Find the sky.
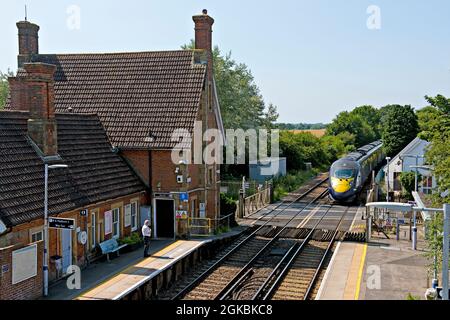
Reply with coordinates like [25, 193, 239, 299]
[1, 0, 449, 123]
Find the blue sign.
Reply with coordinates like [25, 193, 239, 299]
[180, 193, 189, 202]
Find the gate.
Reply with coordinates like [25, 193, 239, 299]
[188, 218, 212, 237]
[241, 186, 271, 218]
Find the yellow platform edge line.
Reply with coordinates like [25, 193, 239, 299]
[74, 240, 181, 300]
[354, 243, 368, 300]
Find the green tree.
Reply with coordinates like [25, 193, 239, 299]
[279, 131, 328, 171]
[381, 105, 419, 157]
[326, 110, 377, 147]
[0, 70, 13, 110]
[419, 95, 450, 205]
[399, 171, 421, 200]
[182, 41, 278, 129]
[352, 105, 382, 137]
[320, 132, 356, 164]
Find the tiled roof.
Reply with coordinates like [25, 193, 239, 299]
[28, 50, 207, 149]
[0, 111, 145, 227]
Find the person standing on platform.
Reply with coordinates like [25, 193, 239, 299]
[142, 220, 152, 258]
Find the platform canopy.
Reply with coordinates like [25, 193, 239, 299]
[366, 202, 414, 212]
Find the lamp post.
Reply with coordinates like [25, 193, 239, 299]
[43, 163, 69, 297]
[386, 157, 391, 202]
[366, 202, 449, 300]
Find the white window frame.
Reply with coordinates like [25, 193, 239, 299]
[131, 201, 138, 232]
[422, 176, 433, 195]
[91, 211, 97, 249]
[30, 230, 43, 243]
[112, 207, 120, 239]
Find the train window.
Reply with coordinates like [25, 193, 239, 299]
[331, 160, 357, 179]
[333, 169, 355, 179]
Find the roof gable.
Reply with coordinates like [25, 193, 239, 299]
[0, 111, 145, 227]
[28, 50, 207, 149]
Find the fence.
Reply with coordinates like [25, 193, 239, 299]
[188, 218, 212, 237]
[240, 185, 272, 218]
[221, 180, 262, 199]
[188, 212, 236, 237]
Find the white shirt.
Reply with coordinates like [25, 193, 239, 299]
[142, 225, 151, 237]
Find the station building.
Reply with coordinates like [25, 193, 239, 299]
[0, 62, 146, 299]
[384, 137, 437, 196]
[7, 11, 225, 239]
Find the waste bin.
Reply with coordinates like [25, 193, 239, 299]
[50, 255, 63, 278]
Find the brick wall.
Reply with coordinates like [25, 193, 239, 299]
[0, 192, 146, 282]
[0, 241, 43, 300]
[121, 150, 150, 187]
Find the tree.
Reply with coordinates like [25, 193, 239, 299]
[0, 70, 13, 110]
[399, 171, 421, 200]
[182, 41, 278, 129]
[279, 131, 329, 171]
[419, 95, 450, 205]
[326, 110, 377, 147]
[275, 123, 327, 130]
[352, 105, 382, 137]
[320, 132, 356, 164]
[381, 105, 419, 157]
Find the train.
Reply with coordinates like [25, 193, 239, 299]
[328, 140, 385, 203]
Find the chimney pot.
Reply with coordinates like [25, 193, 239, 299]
[17, 20, 40, 56]
[21, 62, 58, 156]
[193, 10, 214, 81]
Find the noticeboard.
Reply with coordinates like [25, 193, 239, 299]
[12, 244, 37, 285]
[48, 217, 75, 230]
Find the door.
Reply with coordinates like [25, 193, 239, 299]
[61, 229, 72, 274]
[140, 206, 151, 229]
[155, 199, 175, 238]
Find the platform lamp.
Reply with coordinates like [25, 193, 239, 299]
[43, 163, 69, 297]
[366, 202, 449, 300]
[385, 157, 391, 202]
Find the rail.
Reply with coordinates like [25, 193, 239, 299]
[171, 176, 329, 300]
[254, 206, 350, 300]
[216, 188, 329, 300]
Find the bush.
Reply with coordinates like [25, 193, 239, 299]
[399, 171, 421, 200]
[221, 192, 237, 215]
[118, 232, 142, 246]
[273, 170, 316, 201]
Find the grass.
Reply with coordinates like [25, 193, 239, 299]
[273, 170, 317, 201]
[214, 225, 231, 235]
[406, 293, 421, 300]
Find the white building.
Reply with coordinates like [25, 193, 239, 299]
[384, 137, 436, 195]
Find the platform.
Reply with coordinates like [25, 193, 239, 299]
[317, 224, 429, 300]
[77, 240, 207, 300]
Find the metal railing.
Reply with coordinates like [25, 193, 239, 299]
[188, 212, 236, 237]
[242, 187, 271, 217]
[188, 218, 212, 237]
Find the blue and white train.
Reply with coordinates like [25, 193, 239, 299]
[329, 140, 385, 203]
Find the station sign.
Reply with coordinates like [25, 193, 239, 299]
[48, 217, 75, 230]
[180, 193, 189, 202]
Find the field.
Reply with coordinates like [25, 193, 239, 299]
[288, 129, 327, 138]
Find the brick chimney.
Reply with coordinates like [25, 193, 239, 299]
[193, 9, 214, 81]
[17, 21, 40, 67]
[24, 63, 58, 156]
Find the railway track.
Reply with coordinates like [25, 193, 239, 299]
[251, 206, 350, 301]
[165, 176, 330, 300]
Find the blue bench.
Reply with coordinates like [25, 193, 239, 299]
[98, 239, 128, 262]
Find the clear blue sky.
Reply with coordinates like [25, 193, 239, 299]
[1, 0, 449, 123]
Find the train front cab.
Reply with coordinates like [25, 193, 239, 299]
[329, 160, 359, 203]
